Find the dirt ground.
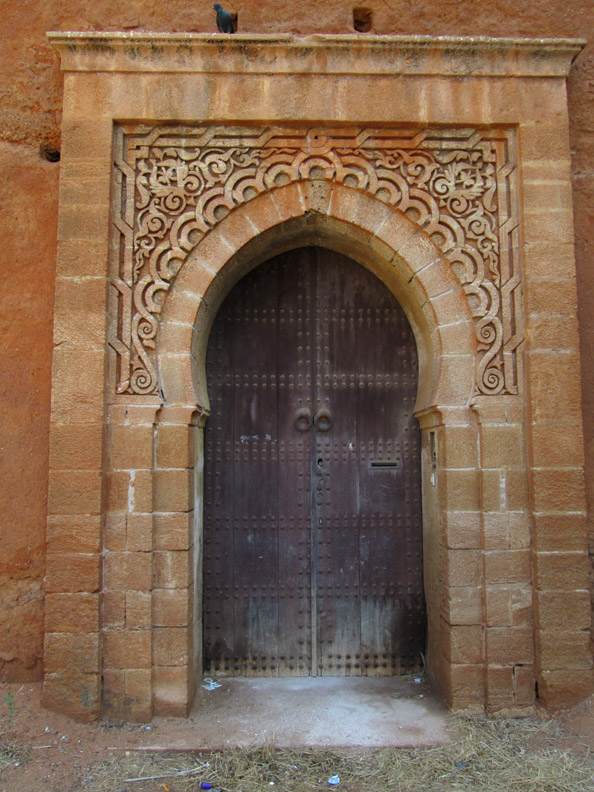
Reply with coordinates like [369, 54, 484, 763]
[1, 681, 594, 792]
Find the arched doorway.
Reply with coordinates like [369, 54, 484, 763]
[203, 246, 425, 677]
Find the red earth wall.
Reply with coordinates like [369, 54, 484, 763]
[1, 0, 593, 680]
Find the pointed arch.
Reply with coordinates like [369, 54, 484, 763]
[157, 181, 476, 413]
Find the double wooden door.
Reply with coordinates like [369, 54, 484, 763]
[203, 247, 425, 676]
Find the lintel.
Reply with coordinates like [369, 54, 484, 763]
[48, 32, 584, 77]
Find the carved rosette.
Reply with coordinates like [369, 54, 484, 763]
[110, 125, 521, 397]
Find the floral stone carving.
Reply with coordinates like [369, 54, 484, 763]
[110, 125, 521, 397]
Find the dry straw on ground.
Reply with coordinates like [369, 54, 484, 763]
[66, 715, 594, 792]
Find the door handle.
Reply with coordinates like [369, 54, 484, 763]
[313, 408, 332, 432]
[294, 407, 312, 432]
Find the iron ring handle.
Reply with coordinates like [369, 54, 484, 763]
[294, 408, 312, 432]
[313, 408, 333, 432]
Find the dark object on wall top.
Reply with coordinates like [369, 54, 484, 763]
[213, 3, 235, 33]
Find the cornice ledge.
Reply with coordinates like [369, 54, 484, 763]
[47, 32, 585, 77]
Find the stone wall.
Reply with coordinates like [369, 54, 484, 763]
[1, 1, 593, 705]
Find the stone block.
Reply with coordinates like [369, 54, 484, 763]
[156, 424, 194, 469]
[126, 591, 152, 629]
[440, 424, 478, 469]
[481, 470, 504, 512]
[132, 469, 154, 513]
[153, 588, 192, 627]
[538, 669, 594, 711]
[528, 314, 581, 353]
[442, 586, 483, 626]
[50, 348, 106, 424]
[49, 423, 103, 470]
[48, 470, 102, 515]
[513, 665, 536, 707]
[538, 631, 593, 671]
[531, 468, 586, 513]
[52, 276, 107, 350]
[484, 550, 531, 585]
[44, 632, 100, 675]
[298, 178, 334, 215]
[104, 551, 152, 593]
[439, 511, 482, 549]
[46, 515, 101, 555]
[485, 585, 533, 628]
[444, 624, 484, 664]
[506, 470, 530, 512]
[45, 593, 99, 634]
[438, 469, 481, 512]
[104, 513, 127, 552]
[440, 548, 482, 588]
[486, 666, 514, 711]
[530, 423, 585, 468]
[124, 668, 153, 721]
[486, 628, 534, 665]
[154, 627, 189, 666]
[449, 663, 485, 712]
[45, 553, 101, 593]
[56, 238, 107, 277]
[153, 665, 191, 717]
[239, 191, 281, 235]
[533, 513, 588, 553]
[269, 183, 306, 223]
[104, 630, 152, 670]
[154, 512, 194, 550]
[108, 424, 154, 470]
[483, 512, 531, 551]
[127, 513, 153, 552]
[153, 469, 193, 512]
[398, 230, 442, 275]
[480, 424, 524, 468]
[524, 280, 579, 319]
[154, 550, 193, 589]
[527, 352, 583, 423]
[42, 671, 101, 722]
[103, 471, 130, 513]
[522, 208, 575, 246]
[537, 591, 591, 632]
[103, 592, 126, 629]
[535, 552, 590, 591]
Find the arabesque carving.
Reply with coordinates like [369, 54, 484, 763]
[110, 125, 521, 397]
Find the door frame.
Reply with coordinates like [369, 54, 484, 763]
[160, 200, 476, 706]
[44, 33, 591, 722]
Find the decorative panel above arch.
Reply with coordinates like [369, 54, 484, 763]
[110, 124, 521, 398]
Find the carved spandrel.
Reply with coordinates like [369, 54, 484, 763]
[111, 125, 521, 398]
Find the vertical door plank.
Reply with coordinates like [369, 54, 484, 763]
[315, 251, 361, 677]
[231, 266, 280, 676]
[276, 251, 314, 675]
[203, 306, 235, 675]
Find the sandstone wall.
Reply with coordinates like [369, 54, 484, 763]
[1, 0, 593, 680]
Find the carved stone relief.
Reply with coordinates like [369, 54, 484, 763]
[110, 125, 521, 398]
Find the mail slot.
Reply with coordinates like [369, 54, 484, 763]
[369, 460, 402, 469]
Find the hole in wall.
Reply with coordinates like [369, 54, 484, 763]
[353, 7, 373, 32]
[40, 143, 60, 162]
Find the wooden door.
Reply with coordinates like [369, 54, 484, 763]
[203, 247, 425, 677]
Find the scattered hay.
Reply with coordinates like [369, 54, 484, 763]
[0, 735, 29, 775]
[74, 715, 594, 792]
